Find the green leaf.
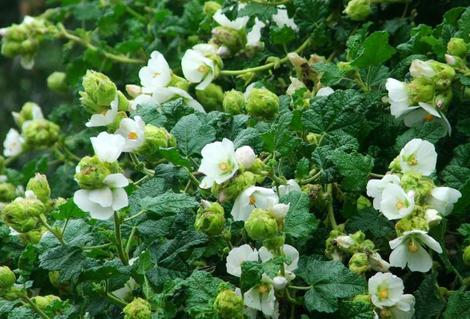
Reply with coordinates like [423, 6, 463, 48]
[351, 31, 396, 67]
[240, 261, 263, 292]
[171, 113, 216, 156]
[395, 121, 448, 151]
[444, 291, 470, 318]
[39, 246, 90, 281]
[158, 147, 192, 168]
[338, 301, 374, 319]
[330, 150, 374, 192]
[414, 273, 446, 319]
[128, 177, 168, 215]
[313, 63, 345, 86]
[347, 208, 394, 241]
[297, 259, 366, 313]
[281, 191, 318, 244]
[140, 191, 198, 216]
[441, 165, 470, 189]
[51, 198, 87, 220]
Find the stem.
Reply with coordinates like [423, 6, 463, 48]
[124, 209, 147, 222]
[39, 215, 65, 245]
[57, 24, 144, 64]
[114, 212, 129, 265]
[299, 170, 322, 185]
[184, 168, 200, 187]
[82, 243, 112, 250]
[220, 38, 311, 76]
[106, 292, 128, 307]
[125, 226, 137, 257]
[369, 172, 385, 178]
[288, 285, 312, 291]
[326, 184, 337, 228]
[24, 296, 51, 319]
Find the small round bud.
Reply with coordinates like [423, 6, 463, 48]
[0, 266, 16, 289]
[235, 146, 256, 169]
[447, 37, 467, 57]
[74, 156, 121, 189]
[337, 61, 353, 73]
[0, 183, 17, 202]
[169, 74, 190, 91]
[356, 195, 371, 211]
[223, 90, 245, 114]
[123, 297, 152, 319]
[195, 83, 224, 112]
[245, 88, 279, 119]
[272, 276, 288, 290]
[244, 208, 278, 241]
[12, 101, 43, 127]
[335, 235, 355, 250]
[194, 201, 225, 236]
[409, 60, 436, 79]
[204, 1, 222, 16]
[136, 125, 176, 162]
[48, 271, 60, 288]
[1, 285, 25, 300]
[367, 252, 390, 272]
[344, 0, 372, 21]
[348, 252, 369, 274]
[26, 173, 51, 203]
[19, 227, 46, 244]
[79, 70, 117, 114]
[213, 289, 244, 319]
[211, 26, 246, 54]
[425, 209, 442, 226]
[269, 203, 289, 221]
[31, 295, 61, 311]
[22, 119, 60, 147]
[213, 171, 257, 201]
[47, 72, 67, 92]
[2, 197, 45, 232]
[125, 85, 142, 98]
[463, 245, 470, 266]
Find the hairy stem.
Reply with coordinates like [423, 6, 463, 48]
[114, 212, 129, 265]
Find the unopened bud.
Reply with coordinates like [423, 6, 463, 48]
[22, 119, 60, 147]
[223, 90, 245, 114]
[463, 245, 470, 265]
[244, 208, 278, 241]
[344, 0, 372, 21]
[195, 83, 224, 112]
[349, 252, 369, 274]
[425, 208, 442, 226]
[125, 84, 142, 98]
[367, 252, 390, 272]
[47, 72, 67, 92]
[0, 266, 16, 289]
[270, 203, 289, 221]
[169, 74, 191, 91]
[31, 295, 61, 311]
[235, 146, 256, 169]
[123, 298, 152, 319]
[74, 156, 121, 189]
[245, 88, 279, 119]
[272, 276, 288, 290]
[79, 70, 117, 114]
[0, 183, 17, 202]
[447, 37, 467, 57]
[195, 201, 225, 236]
[26, 173, 50, 203]
[136, 125, 176, 162]
[211, 26, 246, 54]
[203, 1, 222, 17]
[214, 289, 244, 319]
[2, 196, 45, 232]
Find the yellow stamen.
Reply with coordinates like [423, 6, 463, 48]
[153, 71, 161, 77]
[218, 162, 231, 173]
[249, 194, 256, 206]
[128, 131, 138, 140]
[395, 200, 405, 210]
[407, 240, 419, 253]
[378, 287, 389, 300]
[258, 284, 269, 295]
[424, 114, 434, 122]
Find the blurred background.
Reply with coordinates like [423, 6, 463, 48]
[0, 0, 67, 143]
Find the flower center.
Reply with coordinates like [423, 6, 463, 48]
[128, 131, 138, 140]
[407, 239, 419, 253]
[197, 64, 209, 74]
[218, 161, 232, 173]
[424, 114, 434, 122]
[249, 194, 256, 206]
[395, 199, 408, 210]
[152, 71, 161, 78]
[405, 154, 418, 166]
[378, 287, 389, 300]
[257, 284, 269, 295]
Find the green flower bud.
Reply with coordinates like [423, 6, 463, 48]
[262, 234, 285, 251]
[135, 125, 176, 162]
[395, 209, 429, 236]
[0, 183, 17, 202]
[430, 61, 455, 90]
[2, 197, 45, 232]
[48, 271, 60, 288]
[169, 74, 190, 91]
[337, 61, 353, 73]
[19, 227, 46, 244]
[245, 88, 279, 119]
[215, 171, 257, 202]
[388, 157, 401, 173]
[407, 78, 435, 105]
[214, 289, 244, 319]
[463, 245, 470, 266]
[0, 266, 16, 289]
[447, 38, 467, 57]
[1, 41, 21, 57]
[196, 83, 224, 112]
[223, 90, 245, 114]
[344, 0, 372, 21]
[353, 294, 372, 304]
[400, 172, 434, 201]
[244, 208, 278, 241]
[116, 90, 130, 112]
[195, 201, 225, 236]
[1, 285, 25, 300]
[349, 252, 369, 274]
[204, 1, 222, 17]
[74, 155, 121, 189]
[47, 72, 67, 92]
[211, 26, 246, 54]
[356, 195, 371, 211]
[26, 173, 51, 203]
[12, 102, 42, 127]
[350, 230, 365, 243]
[31, 295, 61, 311]
[22, 119, 60, 147]
[123, 297, 152, 319]
[107, 111, 128, 132]
[79, 70, 117, 114]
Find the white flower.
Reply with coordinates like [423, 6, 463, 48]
[386, 78, 412, 118]
[335, 235, 355, 250]
[115, 116, 145, 152]
[226, 244, 259, 277]
[269, 203, 290, 221]
[389, 230, 442, 272]
[91, 132, 126, 163]
[231, 186, 278, 221]
[409, 60, 435, 79]
[368, 272, 405, 308]
[3, 129, 24, 157]
[73, 173, 129, 220]
[367, 174, 401, 210]
[181, 47, 217, 90]
[424, 208, 442, 226]
[380, 184, 414, 220]
[199, 138, 239, 189]
[244, 275, 278, 318]
[138, 51, 172, 91]
[272, 7, 298, 32]
[130, 93, 155, 110]
[246, 18, 265, 48]
[235, 145, 256, 168]
[272, 276, 288, 290]
[316, 87, 335, 97]
[402, 102, 448, 132]
[278, 179, 301, 197]
[445, 54, 457, 66]
[286, 77, 306, 96]
[12, 102, 43, 128]
[259, 244, 299, 272]
[152, 86, 205, 113]
[399, 138, 437, 176]
[390, 294, 415, 319]
[368, 252, 391, 272]
[427, 186, 462, 216]
[213, 9, 249, 30]
[85, 96, 119, 127]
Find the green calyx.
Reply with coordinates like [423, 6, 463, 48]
[463, 245, 470, 266]
[26, 173, 51, 203]
[245, 88, 280, 119]
[47, 72, 67, 92]
[123, 297, 152, 319]
[211, 26, 246, 54]
[244, 208, 279, 241]
[74, 155, 121, 189]
[0, 266, 16, 289]
[135, 125, 176, 162]
[349, 252, 369, 274]
[13, 102, 42, 127]
[79, 70, 117, 114]
[203, 1, 222, 17]
[213, 171, 257, 202]
[169, 74, 190, 91]
[31, 295, 61, 311]
[22, 119, 60, 147]
[196, 83, 224, 112]
[406, 78, 435, 105]
[195, 201, 225, 236]
[400, 172, 434, 201]
[214, 289, 244, 319]
[447, 37, 467, 58]
[223, 89, 245, 115]
[0, 183, 17, 203]
[344, 0, 372, 21]
[395, 207, 429, 235]
[2, 197, 46, 233]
